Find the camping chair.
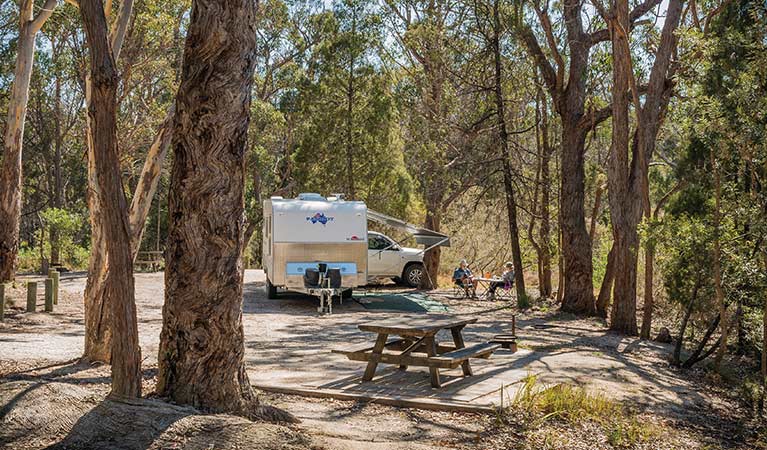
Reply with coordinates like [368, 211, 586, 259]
[453, 278, 476, 299]
[494, 282, 514, 300]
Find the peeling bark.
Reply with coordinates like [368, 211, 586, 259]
[157, 0, 261, 414]
[80, 0, 142, 399]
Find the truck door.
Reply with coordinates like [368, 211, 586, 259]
[368, 233, 401, 277]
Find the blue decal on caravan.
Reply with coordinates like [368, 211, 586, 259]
[286, 262, 357, 275]
[306, 212, 334, 225]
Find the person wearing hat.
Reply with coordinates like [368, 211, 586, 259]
[488, 262, 514, 300]
[452, 259, 476, 298]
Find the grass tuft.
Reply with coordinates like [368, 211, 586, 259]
[503, 375, 660, 448]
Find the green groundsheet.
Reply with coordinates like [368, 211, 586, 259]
[355, 292, 449, 312]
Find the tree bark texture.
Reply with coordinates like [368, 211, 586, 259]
[559, 120, 596, 315]
[537, 91, 553, 298]
[80, 0, 142, 399]
[420, 210, 441, 289]
[0, 0, 57, 282]
[596, 244, 615, 318]
[606, 0, 683, 335]
[492, 0, 526, 300]
[607, 0, 639, 335]
[157, 0, 259, 415]
[82, 0, 140, 364]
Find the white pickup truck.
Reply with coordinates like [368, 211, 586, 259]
[367, 231, 426, 287]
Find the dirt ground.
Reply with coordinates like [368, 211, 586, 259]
[0, 271, 760, 449]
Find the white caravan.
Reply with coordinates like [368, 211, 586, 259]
[262, 193, 450, 299]
[262, 193, 368, 299]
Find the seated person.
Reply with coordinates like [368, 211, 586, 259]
[488, 262, 514, 299]
[453, 259, 476, 297]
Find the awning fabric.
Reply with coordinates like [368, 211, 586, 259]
[367, 209, 451, 248]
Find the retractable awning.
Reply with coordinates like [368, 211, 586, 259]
[367, 209, 450, 248]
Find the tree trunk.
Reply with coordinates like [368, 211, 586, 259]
[596, 244, 615, 318]
[80, 0, 141, 399]
[683, 313, 722, 369]
[640, 186, 654, 339]
[128, 104, 175, 256]
[492, 0, 525, 301]
[673, 276, 701, 366]
[607, 0, 639, 336]
[589, 182, 604, 244]
[420, 209, 441, 290]
[51, 34, 64, 265]
[0, 0, 57, 282]
[82, 0, 139, 364]
[157, 0, 260, 415]
[537, 92, 553, 298]
[559, 121, 595, 315]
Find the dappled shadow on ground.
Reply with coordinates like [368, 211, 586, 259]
[240, 283, 752, 448]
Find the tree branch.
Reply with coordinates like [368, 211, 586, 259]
[30, 0, 58, 33]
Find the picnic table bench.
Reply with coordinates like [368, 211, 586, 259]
[332, 315, 500, 388]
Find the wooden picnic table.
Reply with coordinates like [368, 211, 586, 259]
[333, 315, 500, 388]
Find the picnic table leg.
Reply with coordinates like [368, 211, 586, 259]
[424, 336, 441, 388]
[362, 333, 388, 381]
[450, 326, 473, 376]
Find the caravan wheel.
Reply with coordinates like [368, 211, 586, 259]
[266, 278, 278, 299]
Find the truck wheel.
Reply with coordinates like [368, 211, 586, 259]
[266, 278, 278, 299]
[403, 264, 425, 288]
[341, 288, 353, 300]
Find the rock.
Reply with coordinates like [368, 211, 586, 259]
[655, 327, 673, 343]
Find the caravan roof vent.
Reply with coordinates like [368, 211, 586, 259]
[297, 193, 326, 201]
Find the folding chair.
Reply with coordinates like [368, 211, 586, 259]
[495, 282, 514, 300]
[453, 279, 476, 299]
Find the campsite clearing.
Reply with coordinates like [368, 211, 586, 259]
[0, 271, 756, 449]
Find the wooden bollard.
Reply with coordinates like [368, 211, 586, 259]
[45, 278, 54, 312]
[0, 284, 5, 321]
[49, 269, 60, 305]
[26, 281, 37, 312]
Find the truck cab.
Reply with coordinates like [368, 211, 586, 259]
[367, 231, 425, 287]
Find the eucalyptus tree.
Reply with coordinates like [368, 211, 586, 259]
[79, 0, 141, 399]
[383, 0, 483, 288]
[0, 0, 58, 282]
[82, 0, 185, 363]
[604, 0, 684, 335]
[157, 0, 282, 418]
[515, 0, 663, 315]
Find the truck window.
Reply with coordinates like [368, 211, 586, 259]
[368, 235, 391, 250]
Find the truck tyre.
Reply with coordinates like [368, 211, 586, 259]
[403, 263, 425, 288]
[341, 288, 353, 300]
[266, 278, 278, 299]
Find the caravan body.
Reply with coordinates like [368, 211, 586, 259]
[262, 194, 368, 294]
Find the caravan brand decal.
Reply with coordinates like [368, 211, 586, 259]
[306, 212, 334, 225]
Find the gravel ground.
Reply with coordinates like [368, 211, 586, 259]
[0, 270, 759, 449]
